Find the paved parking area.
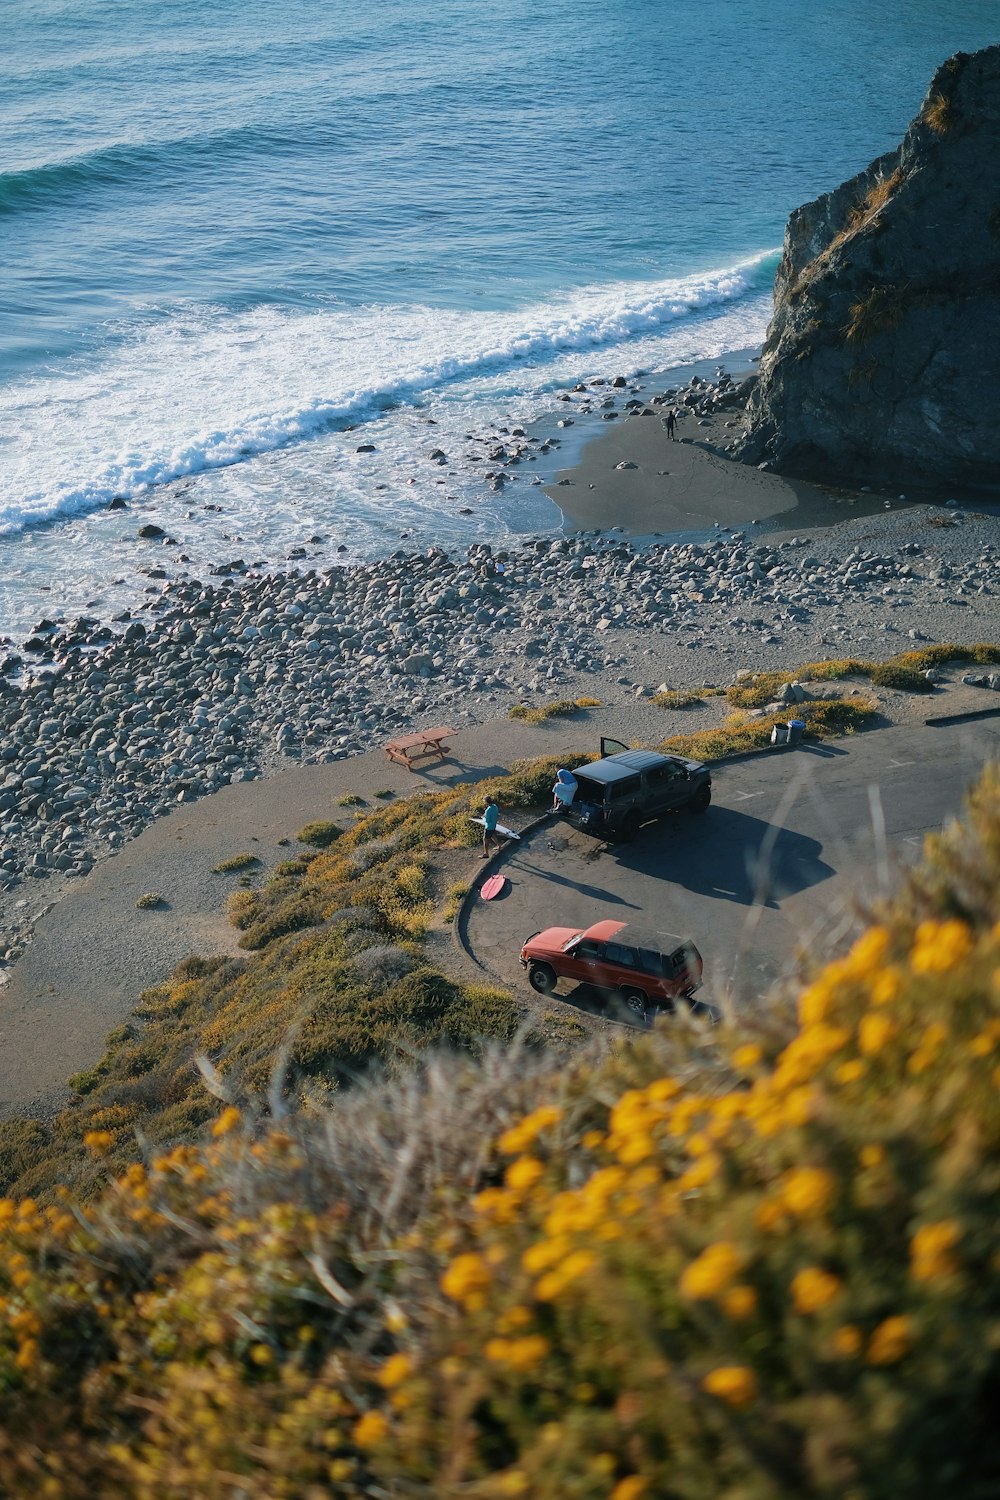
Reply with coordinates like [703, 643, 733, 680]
[465, 715, 1000, 1018]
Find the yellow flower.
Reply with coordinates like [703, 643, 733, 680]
[858, 1012, 896, 1055]
[798, 980, 833, 1026]
[378, 1353, 412, 1388]
[701, 1365, 757, 1408]
[870, 969, 902, 1006]
[859, 1144, 885, 1168]
[867, 1315, 912, 1365]
[910, 918, 972, 974]
[910, 1220, 960, 1282]
[832, 1323, 863, 1357]
[722, 1284, 758, 1321]
[680, 1242, 742, 1300]
[835, 1060, 866, 1086]
[845, 925, 891, 975]
[211, 1106, 241, 1138]
[522, 1236, 570, 1275]
[486, 1334, 550, 1372]
[611, 1479, 647, 1500]
[791, 1267, 842, 1313]
[352, 1410, 389, 1449]
[505, 1156, 545, 1192]
[780, 1167, 835, 1219]
[83, 1131, 113, 1157]
[496, 1472, 529, 1497]
[498, 1105, 562, 1155]
[441, 1253, 492, 1303]
[731, 1044, 762, 1070]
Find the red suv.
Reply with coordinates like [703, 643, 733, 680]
[520, 918, 704, 1020]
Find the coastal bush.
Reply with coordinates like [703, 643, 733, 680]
[134, 891, 162, 910]
[869, 662, 936, 693]
[651, 688, 704, 709]
[726, 647, 1000, 709]
[3, 768, 1000, 1496]
[337, 793, 366, 807]
[296, 819, 343, 848]
[508, 698, 594, 724]
[211, 852, 259, 874]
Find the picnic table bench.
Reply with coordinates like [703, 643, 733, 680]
[383, 725, 456, 770]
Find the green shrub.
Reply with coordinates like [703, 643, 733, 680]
[508, 698, 597, 724]
[296, 820, 343, 848]
[134, 891, 162, 910]
[212, 852, 260, 874]
[651, 689, 703, 709]
[869, 662, 936, 693]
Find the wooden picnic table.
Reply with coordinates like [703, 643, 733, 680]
[383, 725, 456, 770]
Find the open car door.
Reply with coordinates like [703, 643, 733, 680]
[600, 737, 630, 757]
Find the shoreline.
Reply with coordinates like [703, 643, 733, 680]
[1, 367, 999, 1054]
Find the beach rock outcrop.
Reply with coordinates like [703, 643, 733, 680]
[737, 45, 1000, 489]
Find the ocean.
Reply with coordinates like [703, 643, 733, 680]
[1, 0, 997, 638]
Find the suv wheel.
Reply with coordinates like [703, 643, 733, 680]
[616, 812, 643, 843]
[620, 986, 648, 1017]
[688, 785, 711, 814]
[528, 963, 556, 995]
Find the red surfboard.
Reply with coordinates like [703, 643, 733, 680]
[480, 873, 506, 901]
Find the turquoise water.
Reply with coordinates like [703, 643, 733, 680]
[1, 0, 997, 630]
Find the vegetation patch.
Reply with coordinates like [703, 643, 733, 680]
[922, 88, 957, 133]
[442, 882, 470, 923]
[337, 793, 366, 807]
[4, 769, 1000, 1496]
[295, 820, 343, 849]
[212, 852, 260, 874]
[651, 689, 704, 710]
[726, 646, 1000, 709]
[134, 892, 163, 910]
[508, 697, 600, 724]
[844, 284, 911, 344]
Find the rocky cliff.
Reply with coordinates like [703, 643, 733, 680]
[736, 45, 1000, 490]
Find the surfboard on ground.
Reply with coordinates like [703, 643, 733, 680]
[480, 873, 507, 901]
[469, 817, 521, 840]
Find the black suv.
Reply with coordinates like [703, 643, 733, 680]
[560, 738, 712, 842]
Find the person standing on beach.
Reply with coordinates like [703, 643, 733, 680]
[481, 798, 501, 857]
[664, 407, 677, 439]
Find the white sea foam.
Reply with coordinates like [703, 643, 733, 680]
[0, 252, 777, 538]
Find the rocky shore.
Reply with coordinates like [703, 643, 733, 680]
[0, 447, 998, 971]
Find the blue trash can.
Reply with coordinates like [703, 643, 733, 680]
[787, 719, 806, 745]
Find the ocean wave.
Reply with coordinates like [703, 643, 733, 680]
[0, 256, 777, 536]
[0, 123, 315, 218]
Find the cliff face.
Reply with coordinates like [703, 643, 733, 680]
[736, 45, 1000, 490]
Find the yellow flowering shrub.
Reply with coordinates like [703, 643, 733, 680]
[2, 765, 1000, 1495]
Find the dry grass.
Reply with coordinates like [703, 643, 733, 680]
[922, 90, 957, 133]
[508, 697, 600, 724]
[651, 689, 704, 710]
[844, 284, 910, 344]
[212, 852, 260, 874]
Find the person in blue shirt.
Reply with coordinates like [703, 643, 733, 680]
[482, 798, 501, 857]
[552, 768, 578, 812]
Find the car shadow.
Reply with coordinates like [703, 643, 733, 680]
[614, 806, 835, 907]
[508, 856, 641, 909]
